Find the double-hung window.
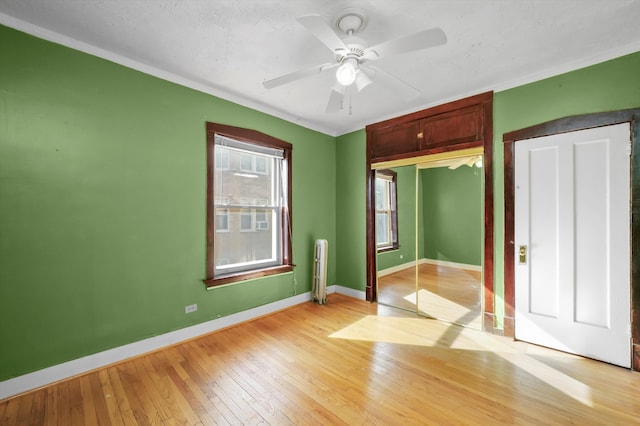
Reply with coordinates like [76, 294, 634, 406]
[375, 169, 398, 252]
[205, 123, 292, 287]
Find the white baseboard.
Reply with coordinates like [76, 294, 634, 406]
[420, 258, 482, 272]
[329, 284, 366, 300]
[0, 286, 362, 401]
[377, 260, 418, 277]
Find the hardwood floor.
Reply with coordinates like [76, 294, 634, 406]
[2, 293, 639, 425]
[378, 263, 482, 329]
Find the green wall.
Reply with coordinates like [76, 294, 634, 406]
[376, 165, 417, 271]
[0, 25, 336, 381]
[421, 165, 482, 266]
[334, 130, 366, 291]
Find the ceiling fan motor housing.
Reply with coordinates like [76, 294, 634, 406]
[335, 43, 366, 64]
[335, 8, 368, 35]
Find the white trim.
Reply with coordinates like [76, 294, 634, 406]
[330, 284, 367, 300]
[0, 285, 364, 400]
[420, 258, 482, 272]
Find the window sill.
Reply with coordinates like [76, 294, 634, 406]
[377, 245, 400, 254]
[204, 264, 293, 288]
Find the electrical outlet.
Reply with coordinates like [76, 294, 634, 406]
[400, 254, 404, 259]
[185, 304, 197, 314]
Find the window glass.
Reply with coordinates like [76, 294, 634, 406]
[376, 212, 390, 246]
[215, 147, 280, 269]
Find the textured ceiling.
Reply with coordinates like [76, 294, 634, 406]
[1, 0, 640, 136]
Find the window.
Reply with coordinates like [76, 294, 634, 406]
[375, 169, 398, 252]
[216, 209, 229, 232]
[205, 122, 293, 287]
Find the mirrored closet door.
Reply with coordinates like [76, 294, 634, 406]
[374, 152, 484, 329]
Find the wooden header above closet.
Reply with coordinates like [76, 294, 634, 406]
[366, 91, 493, 163]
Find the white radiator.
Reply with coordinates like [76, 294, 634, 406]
[312, 239, 328, 304]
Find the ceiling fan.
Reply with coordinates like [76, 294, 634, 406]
[263, 8, 447, 113]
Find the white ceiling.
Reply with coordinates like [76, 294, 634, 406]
[1, 0, 640, 136]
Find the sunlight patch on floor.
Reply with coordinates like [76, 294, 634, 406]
[330, 315, 446, 347]
[406, 288, 470, 317]
[329, 315, 593, 406]
[404, 289, 481, 328]
[471, 332, 594, 407]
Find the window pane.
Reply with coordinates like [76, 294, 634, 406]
[213, 143, 282, 273]
[376, 212, 390, 245]
[215, 208, 278, 268]
[375, 178, 388, 210]
[216, 148, 276, 204]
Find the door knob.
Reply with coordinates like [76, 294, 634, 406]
[519, 245, 527, 264]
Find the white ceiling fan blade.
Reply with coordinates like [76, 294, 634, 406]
[297, 15, 349, 54]
[263, 62, 336, 89]
[364, 27, 446, 60]
[448, 156, 480, 170]
[364, 65, 420, 100]
[326, 85, 345, 113]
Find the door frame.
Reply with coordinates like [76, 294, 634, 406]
[503, 108, 640, 370]
[365, 92, 495, 332]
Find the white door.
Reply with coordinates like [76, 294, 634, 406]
[514, 123, 631, 367]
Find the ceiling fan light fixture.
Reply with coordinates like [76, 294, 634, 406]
[355, 69, 372, 92]
[336, 57, 358, 86]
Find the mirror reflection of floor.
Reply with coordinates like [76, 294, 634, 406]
[377, 263, 482, 330]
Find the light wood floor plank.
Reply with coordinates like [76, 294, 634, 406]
[2, 294, 639, 425]
[42, 388, 57, 426]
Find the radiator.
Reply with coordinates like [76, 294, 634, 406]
[312, 239, 328, 304]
